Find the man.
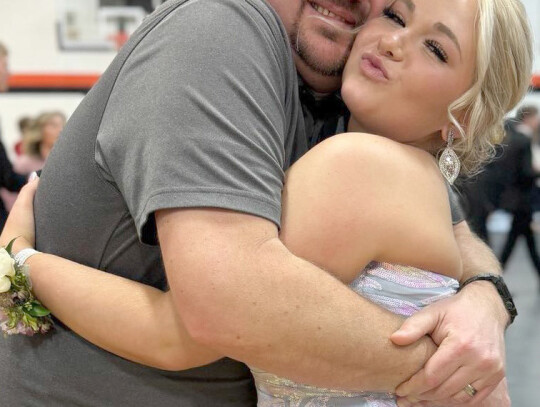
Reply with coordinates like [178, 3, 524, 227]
[0, 1, 513, 406]
[0, 42, 27, 230]
[499, 106, 540, 281]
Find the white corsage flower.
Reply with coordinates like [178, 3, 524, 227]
[0, 275, 10, 293]
[0, 239, 52, 335]
[0, 248, 16, 278]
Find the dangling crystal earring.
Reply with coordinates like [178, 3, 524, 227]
[439, 129, 461, 185]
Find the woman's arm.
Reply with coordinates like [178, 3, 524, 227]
[4, 162, 439, 392]
[1, 180, 222, 371]
[28, 254, 222, 371]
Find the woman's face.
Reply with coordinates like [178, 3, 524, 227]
[40, 114, 64, 160]
[341, 0, 477, 148]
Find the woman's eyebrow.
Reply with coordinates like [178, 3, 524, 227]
[396, 0, 415, 12]
[435, 22, 462, 59]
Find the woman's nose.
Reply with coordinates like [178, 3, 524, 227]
[378, 33, 404, 61]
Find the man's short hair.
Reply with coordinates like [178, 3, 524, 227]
[516, 105, 539, 122]
[0, 42, 7, 57]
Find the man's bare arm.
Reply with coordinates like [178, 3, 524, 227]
[455, 222, 509, 324]
[157, 208, 436, 393]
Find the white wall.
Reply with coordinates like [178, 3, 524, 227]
[507, 0, 540, 117]
[522, 0, 540, 75]
[0, 0, 115, 159]
[0, 0, 116, 73]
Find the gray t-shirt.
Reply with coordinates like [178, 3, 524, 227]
[0, 0, 305, 405]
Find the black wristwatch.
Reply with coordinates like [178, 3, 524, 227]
[458, 274, 517, 325]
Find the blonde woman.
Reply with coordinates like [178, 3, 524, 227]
[14, 111, 66, 174]
[1, 0, 532, 405]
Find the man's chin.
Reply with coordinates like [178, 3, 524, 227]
[297, 39, 351, 77]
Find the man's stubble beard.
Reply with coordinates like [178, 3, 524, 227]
[290, 1, 355, 77]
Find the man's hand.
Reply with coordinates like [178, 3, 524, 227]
[391, 282, 506, 404]
[392, 222, 509, 405]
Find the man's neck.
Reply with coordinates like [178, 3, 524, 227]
[295, 55, 342, 95]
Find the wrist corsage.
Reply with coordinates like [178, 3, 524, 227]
[0, 239, 52, 336]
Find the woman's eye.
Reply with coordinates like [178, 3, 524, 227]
[426, 40, 448, 63]
[383, 7, 405, 27]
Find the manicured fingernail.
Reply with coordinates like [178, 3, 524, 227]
[28, 172, 38, 181]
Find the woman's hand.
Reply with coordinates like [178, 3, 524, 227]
[0, 176, 39, 252]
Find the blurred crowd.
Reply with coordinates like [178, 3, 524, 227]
[461, 104, 540, 283]
[0, 41, 64, 230]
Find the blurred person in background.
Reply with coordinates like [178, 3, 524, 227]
[1, 112, 66, 212]
[13, 116, 32, 156]
[498, 106, 540, 283]
[529, 115, 540, 216]
[0, 116, 33, 212]
[14, 111, 65, 173]
[0, 41, 28, 231]
[459, 154, 503, 245]
[0, 42, 9, 93]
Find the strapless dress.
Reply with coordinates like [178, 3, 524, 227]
[251, 261, 459, 407]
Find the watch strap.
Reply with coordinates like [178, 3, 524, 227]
[458, 273, 517, 325]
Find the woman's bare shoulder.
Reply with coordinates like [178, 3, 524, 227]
[283, 132, 460, 280]
[303, 132, 448, 202]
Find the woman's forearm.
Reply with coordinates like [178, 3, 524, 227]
[25, 253, 222, 370]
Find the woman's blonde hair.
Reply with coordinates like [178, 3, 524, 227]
[448, 0, 533, 175]
[22, 111, 66, 158]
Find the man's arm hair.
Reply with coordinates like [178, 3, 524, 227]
[454, 222, 502, 279]
[453, 222, 510, 325]
[157, 208, 436, 392]
[155, 134, 456, 392]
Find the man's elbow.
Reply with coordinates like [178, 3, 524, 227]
[173, 282, 248, 351]
[181, 309, 224, 348]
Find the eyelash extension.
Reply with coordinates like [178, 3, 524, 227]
[425, 39, 448, 63]
[383, 7, 405, 27]
[383, 7, 449, 64]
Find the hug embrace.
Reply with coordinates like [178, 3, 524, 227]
[0, 0, 532, 406]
